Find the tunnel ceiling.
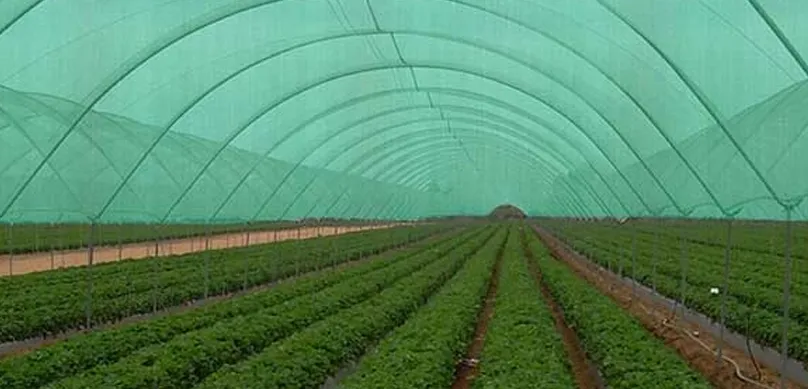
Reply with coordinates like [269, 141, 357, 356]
[0, 0, 807, 223]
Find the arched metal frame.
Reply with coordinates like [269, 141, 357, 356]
[0, 0, 804, 221]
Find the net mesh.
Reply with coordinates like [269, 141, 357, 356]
[0, 0, 806, 223]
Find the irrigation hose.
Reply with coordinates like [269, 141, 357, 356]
[639, 303, 775, 389]
[544, 230, 778, 389]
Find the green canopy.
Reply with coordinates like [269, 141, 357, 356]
[0, 0, 806, 223]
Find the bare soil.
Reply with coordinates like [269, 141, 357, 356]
[0, 225, 394, 277]
[533, 225, 802, 389]
[451, 239, 504, 389]
[521, 230, 604, 389]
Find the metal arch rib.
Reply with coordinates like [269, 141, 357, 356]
[337, 116, 621, 215]
[392, 149, 592, 217]
[261, 116, 571, 221]
[92, 30, 650, 221]
[379, 0, 761, 215]
[340, 115, 569, 177]
[400, 0, 696, 212]
[0, 0, 44, 38]
[236, 86, 624, 211]
[390, 144, 604, 216]
[242, 108, 624, 221]
[0, 0, 290, 219]
[360, 138, 575, 211]
[247, 121, 563, 222]
[178, 62, 652, 223]
[4, 0, 735, 218]
[597, 0, 788, 210]
[746, 0, 808, 77]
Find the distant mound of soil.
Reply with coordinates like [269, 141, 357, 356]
[489, 204, 526, 219]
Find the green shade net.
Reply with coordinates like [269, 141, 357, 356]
[0, 0, 806, 223]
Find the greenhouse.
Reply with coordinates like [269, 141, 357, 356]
[0, 1, 807, 388]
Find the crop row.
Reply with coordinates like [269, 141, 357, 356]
[339, 226, 509, 388]
[0, 224, 435, 291]
[545, 221, 808, 361]
[629, 219, 808, 260]
[472, 226, 575, 388]
[192, 226, 501, 389]
[0, 226, 479, 389]
[44, 226, 497, 388]
[0, 225, 443, 341]
[526, 230, 711, 388]
[0, 220, 382, 255]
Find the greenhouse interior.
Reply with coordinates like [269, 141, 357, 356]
[0, 1, 807, 388]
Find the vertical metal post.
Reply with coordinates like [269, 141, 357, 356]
[189, 225, 194, 252]
[34, 223, 40, 253]
[243, 222, 249, 291]
[295, 226, 301, 276]
[84, 222, 97, 329]
[50, 222, 55, 270]
[117, 223, 123, 261]
[780, 207, 794, 389]
[674, 231, 689, 319]
[7, 223, 13, 276]
[652, 221, 659, 295]
[631, 225, 637, 303]
[167, 227, 173, 255]
[154, 226, 160, 257]
[122, 224, 132, 316]
[717, 218, 733, 369]
[152, 225, 160, 313]
[204, 224, 211, 299]
[59, 230, 64, 268]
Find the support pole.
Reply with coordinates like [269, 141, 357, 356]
[58, 230, 64, 268]
[652, 220, 659, 295]
[717, 218, 733, 369]
[117, 223, 123, 261]
[34, 223, 40, 253]
[7, 223, 13, 276]
[122, 224, 132, 316]
[631, 225, 637, 304]
[152, 225, 161, 313]
[242, 222, 249, 291]
[780, 207, 795, 389]
[674, 229, 689, 319]
[50, 222, 55, 270]
[295, 226, 301, 276]
[204, 224, 211, 299]
[84, 222, 97, 329]
[167, 227, 173, 255]
[154, 226, 160, 257]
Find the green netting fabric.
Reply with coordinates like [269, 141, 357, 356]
[0, 0, 806, 223]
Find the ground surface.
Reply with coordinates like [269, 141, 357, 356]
[0, 221, 800, 389]
[0, 224, 393, 276]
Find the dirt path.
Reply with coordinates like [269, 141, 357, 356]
[451, 236, 505, 389]
[521, 229, 604, 389]
[0, 224, 397, 277]
[532, 224, 802, 389]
